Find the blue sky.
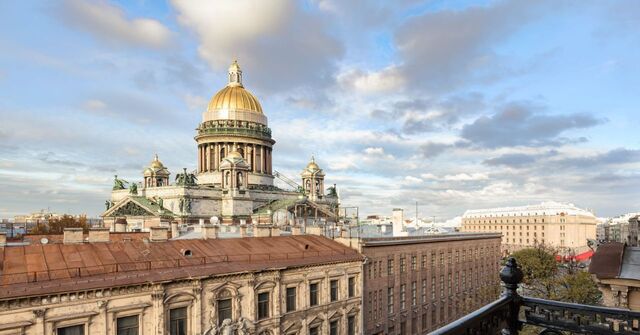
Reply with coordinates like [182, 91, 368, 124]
[0, 0, 638, 220]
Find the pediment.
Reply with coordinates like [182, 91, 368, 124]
[103, 198, 157, 217]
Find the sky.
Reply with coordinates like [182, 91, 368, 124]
[0, 0, 639, 220]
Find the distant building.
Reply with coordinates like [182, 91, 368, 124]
[330, 232, 501, 335]
[590, 242, 640, 311]
[0, 230, 363, 335]
[460, 201, 597, 255]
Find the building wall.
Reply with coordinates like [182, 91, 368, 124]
[0, 262, 362, 335]
[360, 235, 502, 335]
[461, 213, 596, 255]
[595, 278, 640, 312]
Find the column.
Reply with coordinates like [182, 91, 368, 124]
[213, 143, 218, 171]
[204, 144, 210, 172]
[252, 144, 257, 173]
[197, 145, 202, 173]
[268, 148, 272, 174]
[260, 146, 265, 174]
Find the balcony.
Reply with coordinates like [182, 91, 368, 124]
[430, 258, 640, 335]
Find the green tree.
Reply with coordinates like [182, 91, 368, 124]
[555, 270, 602, 305]
[510, 245, 601, 305]
[511, 245, 558, 298]
[31, 215, 89, 234]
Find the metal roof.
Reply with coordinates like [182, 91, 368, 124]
[589, 242, 624, 279]
[0, 235, 362, 299]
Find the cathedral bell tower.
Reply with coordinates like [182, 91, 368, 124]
[301, 156, 325, 201]
[219, 150, 252, 224]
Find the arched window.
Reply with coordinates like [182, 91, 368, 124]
[237, 172, 243, 188]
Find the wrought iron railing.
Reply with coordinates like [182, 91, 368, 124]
[430, 258, 640, 335]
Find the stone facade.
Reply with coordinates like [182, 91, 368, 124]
[461, 201, 597, 255]
[0, 234, 362, 335]
[356, 233, 502, 335]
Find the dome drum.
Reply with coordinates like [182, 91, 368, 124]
[197, 119, 273, 143]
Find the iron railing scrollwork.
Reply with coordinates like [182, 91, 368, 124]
[429, 258, 640, 335]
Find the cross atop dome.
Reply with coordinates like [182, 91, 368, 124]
[228, 60, 243, 87]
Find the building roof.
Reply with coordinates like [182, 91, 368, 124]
[359, 232, 501, 247]
[589, 242, 625, 279]
[462, 201, 595, 218]
[0, 235, 361, 299]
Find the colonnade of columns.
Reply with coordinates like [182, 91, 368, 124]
[198, 142, 272, 175]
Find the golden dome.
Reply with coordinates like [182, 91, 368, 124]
[144, 154, 169, 177]
[207, 85, 263, 114]
[206, 60, 263, 115]
[150, 154, 165, 169]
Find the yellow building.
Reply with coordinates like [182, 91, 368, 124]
[460, 201, 597, 255]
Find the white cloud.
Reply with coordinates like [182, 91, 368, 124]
[171, 0, 342, 92]
[404, 176, 423, 184]
[58, 0, 173, 49]
[443, 173, 489, 181]
[337, 65, 406, 94]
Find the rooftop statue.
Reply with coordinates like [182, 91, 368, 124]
[112, 175, 128, 190]
[129, 183, 138, 195]
[175, 168, 197, 186]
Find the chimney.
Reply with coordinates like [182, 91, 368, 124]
[270, 226, 280, 237]
[63, 228, 84, 244]
[88, 228, 110, 243]
[291, 226, 302, 236]
[114, 218, 127, 232]
[255, 225, 272, 237]
[171, 221, 179, 238]
[149, 227, 169, 242]
[202, 224, 219, 239]
[0, 232, 6, 246]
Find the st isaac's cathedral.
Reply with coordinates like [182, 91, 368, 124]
[102, 61, 338, 231]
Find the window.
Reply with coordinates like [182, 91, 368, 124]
[439, 275, 444, 298]
[411, 255, 417, 270]
[330, 279, 339, 301]
[422, 312, 427, 331]
[388, 259, 394, 275]
[412, 316, 417, 334]
[348, 316, 356, 335]
[431, 276, 436, 299]
[388, 287, 395, 314]
[217, 299, 232, 325]
[309, 326, 319, 335]
[57, 325, 84, 335]
[411, 281, 417, 306]
[439, 252, 444, 265]
[431, 252, 436, 267]
[329, 320, 339, 335]
[310, 283, 319, 306]
[117, 315, 139, 335]
[400, 320, 406, 335]
[421, 255, 427, 269]
[286, 287, 296, 312]
[348, 277, 355, 298]
[400, 284, 406, 310]
[422, 279, 427, 303]
[258, 292, 269, 319]
[169, 307, 187, 335]
[400, 256, 407, 272]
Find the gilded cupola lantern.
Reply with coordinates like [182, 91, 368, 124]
[301, 156, 325, 201]
[143, 154, 170, 188]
